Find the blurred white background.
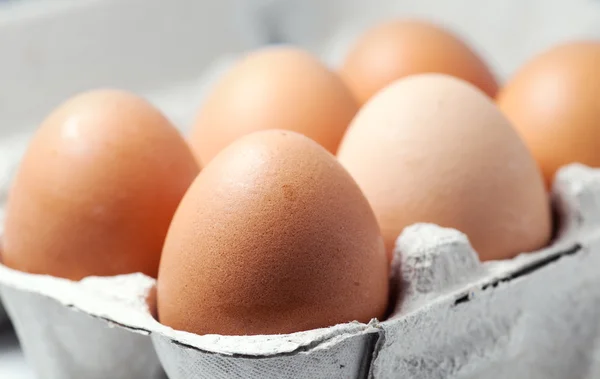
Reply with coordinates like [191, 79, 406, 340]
[1, 0, 600, 139]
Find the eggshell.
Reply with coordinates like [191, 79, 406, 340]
[189, 46, 358, 165]
[337, 74, 551, 261]
[497, 41, 600, 188]
[340, 19, 498, 105]
[3, 89, 200, 281]
[157, 130, 389, 336]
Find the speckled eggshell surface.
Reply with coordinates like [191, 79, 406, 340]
[157, 130, 389, 336]
[337, 74, 551, 262]
[189, 47, 358, 165]
[2, 89, 200, 281]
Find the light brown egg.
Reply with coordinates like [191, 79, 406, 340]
[337, 74, 551, 261]
[497, 41, 600, 188]
[158, 130, 389, 336]
[189, 46, 358, 166]
[340, 19, 498, 105]
[3, 89, 200, 280]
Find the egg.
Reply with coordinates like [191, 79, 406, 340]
[3, 89, 200, 280]
[157, 130, 389, 336]
[337, 74, 551, 261]
[189, 46, 358, 166]
[497, 41, 600, 188]
[339, 19, 498, 105]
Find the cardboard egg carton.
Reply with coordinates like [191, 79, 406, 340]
[0, 162, 599, 379]
[3, 1, 600, 378]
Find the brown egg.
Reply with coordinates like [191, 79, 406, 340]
[497, 41, 600, 188]
[158, 130, 389, 336]
[189, 46, 358, 166]
[337, 74, 551, 261]
[340, 19, 498, 105]
[3, 89, 199, 280]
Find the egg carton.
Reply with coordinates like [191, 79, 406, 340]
[0, 163, 598, 379]
[3, 1, 600, 378]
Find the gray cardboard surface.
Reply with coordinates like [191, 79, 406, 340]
[0, 271, 165, 379]
[2, 286, 165, 379]
[152, 326, 378, 379]
[374, 226, 597, 379]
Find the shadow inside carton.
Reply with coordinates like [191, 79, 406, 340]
[0, 321, 17, 344]
[0, 242, 9, 329]
[551, 199, 562, 242]
[453, 242, 583, 307]
[0, 324, 34, 379]
[146, 284, 159, 321]
[385, 259, 405, 321]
